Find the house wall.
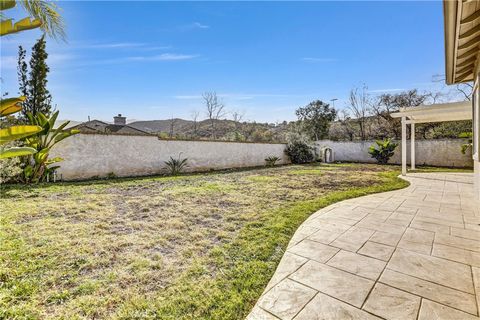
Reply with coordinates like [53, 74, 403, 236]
[50, 133, 473, 181]
[474, 72, 480, 199]
[315, 139, 473, 168]
[51, 134, 289, 180]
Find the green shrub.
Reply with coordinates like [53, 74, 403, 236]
[285, 141, 315, 164]
[264, 156, 280, 167]
[165, 155, 188, 175]
[368, 139, 398, 164]
[106, 172, 117, 179]
[0, 155, 23, 184]
[459, 132, 473, 155]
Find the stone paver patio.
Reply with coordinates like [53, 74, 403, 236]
[248, 172, 480, 320]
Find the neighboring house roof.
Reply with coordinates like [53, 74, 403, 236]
[443, 0, 480, 84]
[71, 120, 150, 135]
[54, 120, 83, 129]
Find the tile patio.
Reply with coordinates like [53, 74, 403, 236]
[247, 172, 480, 320]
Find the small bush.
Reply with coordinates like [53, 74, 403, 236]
[368, 139, 398, 164]
[265, 156, 280, 167]
[459, 132, 473, 155]
[0, 142, 23, 184]
[165, 155, 188, 175]
[285, 141, 315, 164]
[106, 172, 117, 179]
[0, 157, 22, 184]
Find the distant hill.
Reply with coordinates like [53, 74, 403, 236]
[129, 118, 196, 133]
[128, 118, 291, 142]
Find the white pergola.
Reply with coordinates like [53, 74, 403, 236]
[391, 101, 472, 176]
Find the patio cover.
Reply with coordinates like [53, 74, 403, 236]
[390, 101, 472, 175]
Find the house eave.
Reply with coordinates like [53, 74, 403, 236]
[443, 0, 479, 85]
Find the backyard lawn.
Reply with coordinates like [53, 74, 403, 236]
[0, 163, 409, 319]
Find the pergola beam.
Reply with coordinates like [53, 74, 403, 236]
[402, 117, 407, 176]
[411, 122, 415, 171]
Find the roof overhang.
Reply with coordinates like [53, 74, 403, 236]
[444, 0, 480, 84]
[390, 101, 472, 123]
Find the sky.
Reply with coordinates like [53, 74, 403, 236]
[0, 1, 450, 123]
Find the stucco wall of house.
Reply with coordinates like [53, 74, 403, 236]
[51, 134, 290, 180]
[315, 139, 473, 168]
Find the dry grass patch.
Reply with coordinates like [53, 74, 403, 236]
[0, 163, 408, 319]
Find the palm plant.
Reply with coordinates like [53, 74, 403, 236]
[265, 156, 280, 167]
[368, 139, 398, 164]
[22, 110, 78, 182]
[164, 154, 188, 175]
[0, 96, 42, 159]
[1, 0, 65, 39]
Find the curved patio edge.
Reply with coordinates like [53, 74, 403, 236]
[247, 172, 480, 320]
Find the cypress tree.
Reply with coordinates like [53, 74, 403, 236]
[18, 35, 52, 118]
[17, 45, 29, 119]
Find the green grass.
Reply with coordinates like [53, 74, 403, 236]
[0, 163, 409, 319]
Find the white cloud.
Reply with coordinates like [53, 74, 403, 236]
[302, 57, 337, 63]
[75, 42, 172, 52]
[161, 22, 211, 32]
[174, 95, 203, 100]
[84, 42, 145, 49]
[0, 55, 17, 69]
[368, 88, 406, 93]
[74, 53, 198, 66]
[0, 53, 74, 70]
[173, 93, 317, 101]
[127, 53, 198, 61]
[192, 22, 210, 29]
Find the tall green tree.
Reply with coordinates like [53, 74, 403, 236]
[17, 45, 28, 99]
[295, 100, 337, 141]
[0, 0, 64, 159]
[17, 35, 52, 118]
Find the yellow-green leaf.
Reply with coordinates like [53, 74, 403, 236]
[0, 0, 16, 11]
[0, 125, 42, 145]
[0, 96, 25, 116]
[0, 17, 41, 36]
[14, 17, 41, 32]
[0, 146, 37, 159]
[0, 19, 14, 36]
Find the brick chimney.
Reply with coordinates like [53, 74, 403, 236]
[113, 114, 126, 125]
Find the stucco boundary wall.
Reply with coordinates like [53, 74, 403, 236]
[51, 134, 290, 180]
[315, 139, 473, 168]
[51, 134, 472, 181]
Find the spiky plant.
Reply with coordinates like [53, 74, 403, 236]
[165, 154, 188, 175]
[265, 156, 280, 167]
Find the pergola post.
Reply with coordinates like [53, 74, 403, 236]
[401, 117, 407, 176]
[411, 122, 415, 170]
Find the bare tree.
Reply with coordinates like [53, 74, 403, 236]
[337, 109, 356, 141]
[348, 85, 371, 140]
[190, 110, 200, 138]
[203, 92, 226, 139]
[455, 82, 473, 101]
[432, 74, 473, 101]
[231, 110, 244, 135]
[371, 89, 427, 139]
[231, 110, 244, 124]
[168, 116, 177, 138]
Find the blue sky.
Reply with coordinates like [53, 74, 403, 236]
[1, 1, 448, 123]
